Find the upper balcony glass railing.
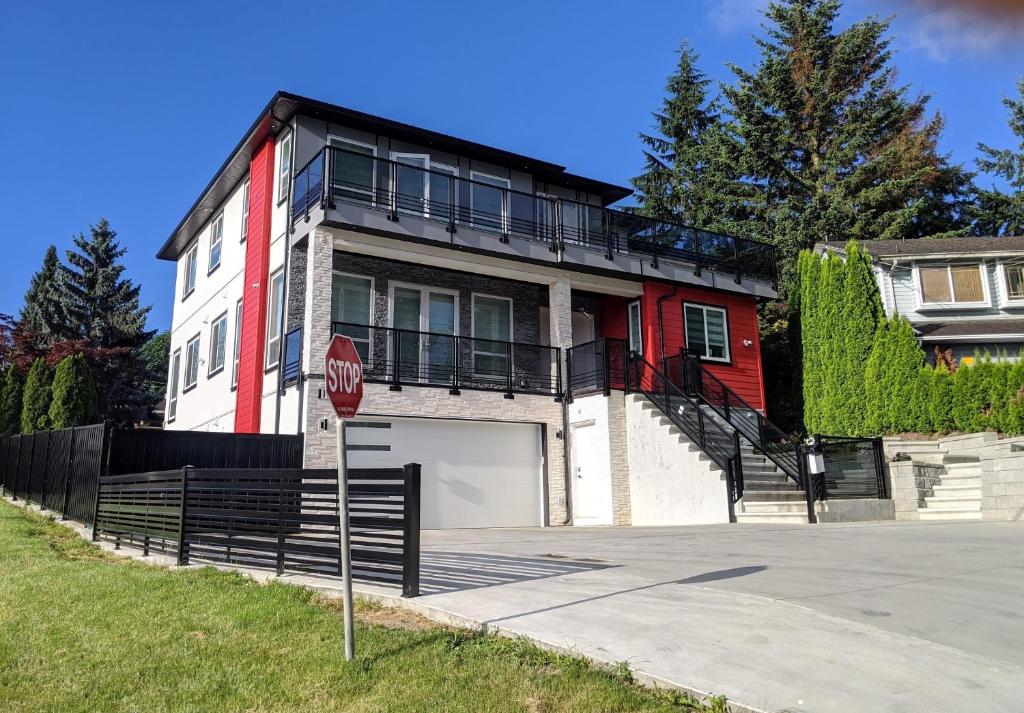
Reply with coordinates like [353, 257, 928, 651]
[292, 147, 777, 286]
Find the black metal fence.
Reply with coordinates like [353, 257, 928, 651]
[0, 425, 303, 527]
[567, 338, 628, 398]
[92, 464, 422, 597]
[813, 435, 888, 500]
[332, 321, 561, 399]
[293, 146, 779, 286]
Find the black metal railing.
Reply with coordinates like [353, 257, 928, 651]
[812, 435, 887, 500]
[332, 321, 561, 398]
[626, 352, 744, 520]
[566, 338, 628, 397]
[292, 146, 778, 285]
[664, 352, 802, 486]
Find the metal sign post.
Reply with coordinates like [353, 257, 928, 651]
[324, 335, 365, 662]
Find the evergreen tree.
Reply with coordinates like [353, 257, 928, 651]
[815, 252, 845, 433]
[863, 319, 889, 434]
[61, 219, 155, 425]
[20, 358, 52, 433]
[974, 77, 1024, 236]
[0, 367, 23, 433]
[929, 365, 954, 433]
[719, 0, 973, 298]
[883, 317, 925, 434]
[48, 354, 97, 429]
[20, 246, 73, 348]
[909, 366, 934, 434]
[951, 361, 985, 432]
[834, 242, 883, 434]
[797, 251, 823, 432]
[998, 359, 1024, 434]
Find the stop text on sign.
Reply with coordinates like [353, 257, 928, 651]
[326, 358, 362, 394]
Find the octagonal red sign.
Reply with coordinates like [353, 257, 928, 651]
[324, 335, 364, 419]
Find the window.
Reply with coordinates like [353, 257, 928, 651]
[184, 334, 201, 390]
[331, 273, 373, 363]
[231, 299, 243, 388]
[919, 264, 986, 305]
[182, 241, 198, 298]
[265, 270, 285, 369]
[391, 153, 429, 215]
[167, 349, 181, 422]
[208, 312, 228, 376]
[627, 300, 643, 354]
[330, 137, 376, 204]
[1005, 264, 1024, 301]
[684, 303, 729, 362]
[429, 163, 457, 221]
[277, 131, 292, 204]
[208, 212, 224, 274]
[472, 295, 512, 377]
[240, 178, 250, 242]
[470, 171, 509, 233]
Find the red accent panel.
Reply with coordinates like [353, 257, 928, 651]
[598, 296, 629, 340]
[641, 282, 765, 411]
[234, 137, 276, 433]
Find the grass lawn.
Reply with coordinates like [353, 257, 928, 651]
[0, 500, 724, 712]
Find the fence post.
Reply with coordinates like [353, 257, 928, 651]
[725, 460, 737, 524]
[798, 445, 818, 525]
[276, 473, 287, 575]
[88, 422, 113, 528]
[38, 430, 53, 511]
[402, 463, 421, 598]
[176, 466, 191, 566]
[21, 434, 35, 504]
[60, 427, 77, 520]
[873, 437, 887, 499]
[11, 436, 21, 502]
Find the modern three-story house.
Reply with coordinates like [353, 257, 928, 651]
[159, 92, 780, 529]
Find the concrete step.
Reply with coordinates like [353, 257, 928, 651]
[931, 484, 982, 496]
[740, 491, 805, 502]
[743, 464, 780, 475]
[918, 509, 983, 521]
[939, 475, 981, 488]
[924, 498, 981, 511]
[736, 512, 809, 524]
[742, 501, 808, 514]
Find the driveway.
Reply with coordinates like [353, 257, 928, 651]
[383, 521, 1024, 712]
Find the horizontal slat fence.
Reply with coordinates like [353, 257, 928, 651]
[93, 470, 185, 556]
[108, 430, 304, 475]
[816, 435, 887, 500]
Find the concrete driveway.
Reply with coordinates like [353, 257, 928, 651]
[394, 521, 1024, 712]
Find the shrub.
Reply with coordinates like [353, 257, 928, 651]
[48, 353, 98, 429]
[20, 358, 52, 434]
[929, 366, 954, 433]
[0, 367, 25, 433]
[909, 366, 934, 434]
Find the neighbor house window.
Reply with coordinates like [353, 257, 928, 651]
[470, 171, 509, 233]
[265, 270, 285, 369]
[330, 137, 376, 204]
[684, 303, 729, 362]
[331, 273, 373, 363]
[184, 334, 201, 390]
[208, 212, 224, 274]
[240, 178, 250, 242]
[627, 301, 643, 354]
[472, 295, 512, 377]
[208, 312, 228, 376]
[1005, 264, 1024, 301]
[919, 264, 985, 304]
[167, 348, 181, 423]
[231, 299, 243, 388]
[182, 241, 198, 298]
[277, 132, 292, 204]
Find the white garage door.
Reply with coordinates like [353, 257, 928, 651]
[345, 417, 544, 529]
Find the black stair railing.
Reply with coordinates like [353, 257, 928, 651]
[626, 351, 744, 521]
[664, 352, 803, 488]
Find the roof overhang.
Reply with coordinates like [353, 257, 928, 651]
[157, 91, 634, 261]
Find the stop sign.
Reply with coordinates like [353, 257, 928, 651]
[324, 335, 364, 419]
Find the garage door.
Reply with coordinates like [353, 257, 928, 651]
[344, 417, 544, 529]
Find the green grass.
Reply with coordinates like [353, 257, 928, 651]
[0, 500, 725, 712]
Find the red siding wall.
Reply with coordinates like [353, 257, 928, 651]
[640, 281, 766, 411]
[233, 137, 276, 433]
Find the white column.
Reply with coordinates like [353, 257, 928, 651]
[301, 229, 336, 466]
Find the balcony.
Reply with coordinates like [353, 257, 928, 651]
[331, 322, 561, 399]
[293, 147, 778, 289]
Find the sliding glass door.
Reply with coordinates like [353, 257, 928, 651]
[391, 285, 457, 383]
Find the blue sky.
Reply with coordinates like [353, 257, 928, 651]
[2, 0, 1023, 331]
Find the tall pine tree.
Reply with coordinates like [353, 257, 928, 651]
[20, 245, 72, 349]
[974, 77, 1024, 236]
[719, 0, 973, 298]
[61, 219, 154, 425]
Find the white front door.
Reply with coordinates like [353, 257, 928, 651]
[570, 421, 613, 525]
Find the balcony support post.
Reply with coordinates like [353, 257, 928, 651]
[446, 174, 457, 236]
[325, 148, 335, 210]
[386, 162, 398, 222]
[504, 342, 514, 399]
[389, 329, 402, 392]
[449, 335, 461, 396]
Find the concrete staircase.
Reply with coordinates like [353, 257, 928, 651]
[734, 444, 809, 524]
[918, 456, 982, 521]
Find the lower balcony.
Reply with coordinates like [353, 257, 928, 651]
[332, 321, 562, 399]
